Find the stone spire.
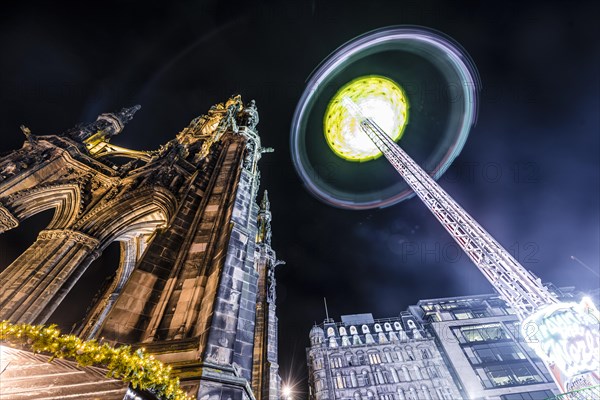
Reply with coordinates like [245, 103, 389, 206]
[256, 190, 272, 246]
[65, 105, 141, 142]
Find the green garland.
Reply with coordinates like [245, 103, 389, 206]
[0, 321, 191, 400]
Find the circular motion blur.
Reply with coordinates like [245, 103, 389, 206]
[291, 26, 480, 209]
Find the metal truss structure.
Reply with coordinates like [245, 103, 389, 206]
[344, 98, 558, 321]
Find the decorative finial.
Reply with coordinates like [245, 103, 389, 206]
[64, 105, 142, 142]
[115, 105, 141, 124]
[260, 190, 270, 212]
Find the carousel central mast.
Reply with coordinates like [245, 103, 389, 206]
[342, 97, 558, 320]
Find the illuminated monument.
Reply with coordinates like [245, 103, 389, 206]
[0, 97, 281, 399]
[291, 27, 599, 395]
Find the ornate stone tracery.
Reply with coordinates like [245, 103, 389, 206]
[0, 204, 18, 233]
[0, 95, 281, 400]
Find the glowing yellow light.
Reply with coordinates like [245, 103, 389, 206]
[324, 75, 409, 161]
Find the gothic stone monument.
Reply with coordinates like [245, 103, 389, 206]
[0, 96, 281, 400]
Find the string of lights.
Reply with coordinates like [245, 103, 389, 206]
[0, 321, 191, 400]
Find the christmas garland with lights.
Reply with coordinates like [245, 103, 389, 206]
[0, 321, 191, 400]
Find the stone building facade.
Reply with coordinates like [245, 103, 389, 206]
[306, 313, 461, 400]
[0, 96, 281, 399]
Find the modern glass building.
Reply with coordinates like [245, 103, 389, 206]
[411, 293, 560, 400]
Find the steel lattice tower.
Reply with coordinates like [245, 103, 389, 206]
[344, 98, 558, 321]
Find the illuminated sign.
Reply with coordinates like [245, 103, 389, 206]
[522, 299, 600, 390]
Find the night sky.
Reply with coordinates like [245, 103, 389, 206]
[1, 1, 598, 396]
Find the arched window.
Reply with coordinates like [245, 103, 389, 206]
[429, 365, 439, 379]
[357, 350, 366, 365]
[382, 369, 391, 384]
[350, 325, 358, 335]
[367, 390, 375, 400]
[383, 347, 393, 362]
[368, 351, 381, 365]
[339, 327, 348, 336]
[335, 372, 344, 389]
[315, 378, 322, 392]
[397, 388, 405, 400]
[362, 370, 371, 386]
[421, 385, 432, 400]
[394, 321, 402, 330]
[384, 322, 392, 331]
[391, 368, 400, 383]
[408, 387, 417, 400]
[402, 366, 411, 381]
[362, 324, 370, 334]
[405, 346, 415, 361]
[413, 366, 422, 380]
[394, 346, 404, 362]
[345, 351, 354, 365]
[327, 327, 336, 337]
[407, 320, 417, 330]
[331, 355, 343, 368]
[374, 323, 382, 332]
[351, 371, 358, 387]
[375, 368, 384, 384]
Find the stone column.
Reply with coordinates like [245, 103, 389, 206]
[0, 229, 99, 324]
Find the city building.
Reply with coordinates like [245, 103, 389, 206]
[412, 291, 562, 400]
[306, 313, 462, 400]
[307, 286, 598, 400]
[0, 96, 282, 399]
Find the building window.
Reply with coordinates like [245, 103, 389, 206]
[357, 350, 366, 365]
[397, 388, 405, 400]
[346, 351, 356, 366]
[463, 342, 527, 365]
[394, 347, 404, 362]
[428, 365, 439, 379]
[420, 347, 432, 359]
[413, 366, 422, 380]
[402, 366, 411, 381]
[335, 372, 345, 389]
[500, 390, 555, 400]
[405, 346, 415, 361]
[362, 370, 371, 386]
[477, 362, 544, 388]
[454, 323, 509, 343]
[407, 387, 418, 400]
[453, 311, 473, 320]
[383, 348, 393, 363]
[472, 309, 490, 318]
[331, 356, 343, 369]
[421, 385, 432, 400]
[354, 392, 362, 400]
[375, 368, 384, 384]
[368, 352, 382, 364]
[391, 368, 400, 383]
[351, 371, 358, 387]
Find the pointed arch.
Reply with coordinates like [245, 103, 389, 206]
[75, 186, 177, 247]
[3, 183, 81, 230]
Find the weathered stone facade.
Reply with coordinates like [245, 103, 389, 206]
[306, 314, 460, 400]
[0, 96, 280, 399]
